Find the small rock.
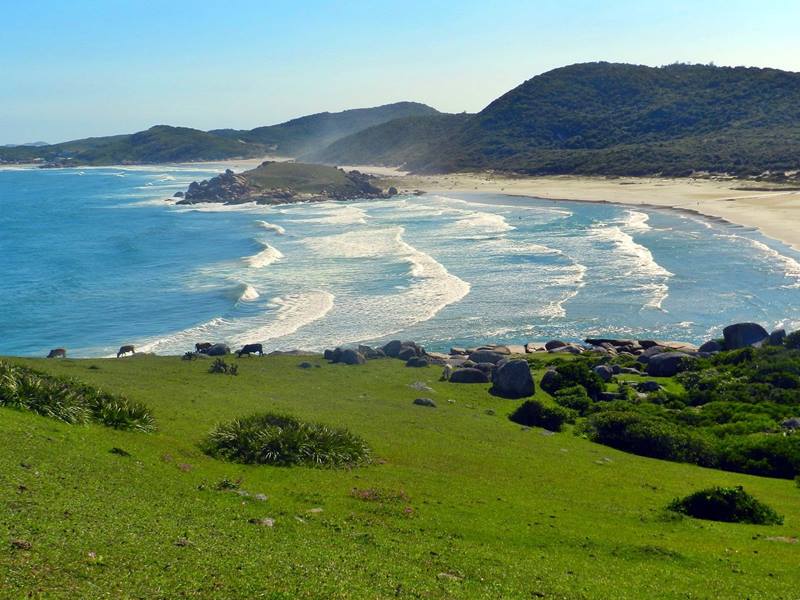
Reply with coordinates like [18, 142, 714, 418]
[10, 539, 31, 550]
[413, 397, 436, 408]
[248, 517, 275, 527]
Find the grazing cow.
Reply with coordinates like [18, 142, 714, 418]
[117, 345, 135, 358]
[236, 343, 263, 357]
[195, 342, 213, 353]
[47, 348, 67, 359]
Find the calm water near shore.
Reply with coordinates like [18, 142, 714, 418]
[2, 165, 800, 357]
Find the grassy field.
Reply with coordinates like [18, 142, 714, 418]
[1, 354, 799, 599]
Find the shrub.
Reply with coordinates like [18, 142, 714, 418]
[203, 412, 371, 468]
[542, 361, 605, 400]
[209, 359, 238, 375]
[0, 361, 155, 432]
[785, 331, 800, 350]
[667, 486, 783, 525]
[510, 399, 575, 431]
[580, 411, 716, 466]
[716, 434, 800, 479]
[553, 385, 592, 415]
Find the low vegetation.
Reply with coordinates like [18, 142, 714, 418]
[1, 354, 797, 597]
[203, 412, 371, 467]
[0, 360, 154, 431]
[668, 486, 783, 525]
[528, 340, 800, 479]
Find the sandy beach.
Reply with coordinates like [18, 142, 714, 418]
[379, 171, 800, 253]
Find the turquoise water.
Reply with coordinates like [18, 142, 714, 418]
[2, 165, 799, 357]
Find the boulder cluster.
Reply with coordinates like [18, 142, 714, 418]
[180, 169, 251, 204]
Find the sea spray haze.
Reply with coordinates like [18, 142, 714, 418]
[2, 168, 800, 357]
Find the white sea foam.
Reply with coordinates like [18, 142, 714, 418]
[622, 210, 651, 232]
[301, 227, 471, 344]
[235, 283, 260, 302]
[717, 233, 800, 288]
[288, 204, 368, 225]
[452, 211, 516, 234]
[244, 241, 284, 268]
[255, 220, 286, 235]
[136, 290, 334, 354]
[590, 223, 672, 310]
[591, 225, 673, 279]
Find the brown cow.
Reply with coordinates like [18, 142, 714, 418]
[117, 345, 135, 358]
[47, 348, 67, 359]
[195, 342, 213, 353]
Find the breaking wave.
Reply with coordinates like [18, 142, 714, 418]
[244, 241, 283, 268]
[136, 290, 335, 354]
[256, 220, 286, 235]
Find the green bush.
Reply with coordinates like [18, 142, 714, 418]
[0, 361, 155, 432]
[668, 486, 783, 525]
[553, 385, 592, 415]
[716, 434, 800, 479]
[510, 399, 575, 431]
[541, 361, 605, 400]
[785, 331, 800, 350]
[203, 412, 371, 468]
[580, 411, 716, 466]
[209, 359, 238, 376]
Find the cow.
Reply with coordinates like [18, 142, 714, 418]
[117, 345, 135, 358]
[195, 342, 213, 353]
[236, 343, 263, 358]
[47, 348, 67, 359]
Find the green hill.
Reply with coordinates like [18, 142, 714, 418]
[1, 353, 798, 598]
[303, 113, 471, 167]
[211, 101, 440, 157]
[0, 102, 438, 167]
[0, 126, 266, 166]
[419, 62, 800, 177]
[313, 63, 800, 178]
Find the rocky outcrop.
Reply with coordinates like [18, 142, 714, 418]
[206, 343, 230, 356]
[593, 365, 614, 382]
[491, 359, 535, 398]
[723, 323, 769, 349]
[646, 352, 695, 377]
[176, 162, 396, 206]
[182, 169, 251, 203]
[450, 368, 490, 384]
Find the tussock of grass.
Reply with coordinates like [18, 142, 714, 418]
[668, 486, 783, 525]
[0, 360, 155, 431]
[203, 412, 371, 468]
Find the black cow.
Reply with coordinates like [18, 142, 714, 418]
[236, 343, 263, 357]
[117, 345, 135, 358]
[195, 342, 213, 353]
[47, 348, 67, 358]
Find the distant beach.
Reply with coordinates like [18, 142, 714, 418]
[379, 171, 800, 253]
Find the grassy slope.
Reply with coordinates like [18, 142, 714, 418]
[1, 355, 798, 598]
[243, 162, 362, 195]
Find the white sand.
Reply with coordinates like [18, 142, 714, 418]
[382, 172, 800, 252]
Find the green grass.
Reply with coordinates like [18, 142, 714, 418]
[1, 355, 799, 598]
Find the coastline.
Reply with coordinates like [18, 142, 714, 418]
[381, 172, 800, 253]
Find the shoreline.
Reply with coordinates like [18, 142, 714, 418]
[380, 172, 800, 253]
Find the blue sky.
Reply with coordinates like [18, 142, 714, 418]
[2, 0, 799, 144]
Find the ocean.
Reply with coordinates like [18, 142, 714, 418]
[2, 164, 800, 357]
